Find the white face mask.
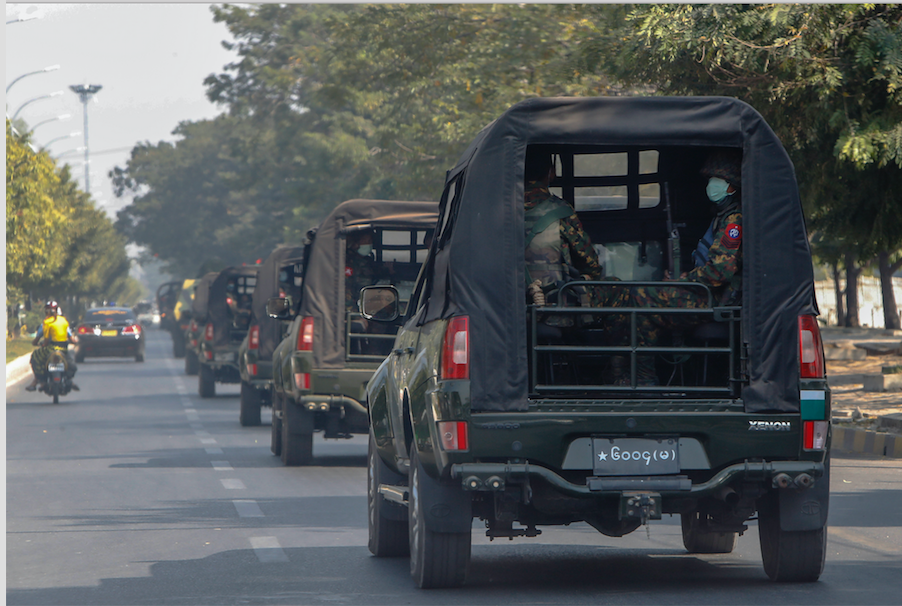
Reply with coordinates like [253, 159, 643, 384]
[356, 244, 372, 257]
[706, 177, 733, 204]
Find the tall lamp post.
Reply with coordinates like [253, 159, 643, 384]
[12, 91, 64, 122]
[30, 113, 71, 133]
[69, 84, 102, 194]
[40, 131, 82, 151]
[6, 65, 60, 94]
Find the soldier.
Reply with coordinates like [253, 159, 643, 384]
[524, 147, 604, 309]
[608, 149, 743, 385]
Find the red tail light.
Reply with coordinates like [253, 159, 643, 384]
[77, 325, 90, 335]
[441, 316, 470, 380]
[190, 319, 197, 332]
[248, 363, 257, 376]
[798, 315, 824, 378]
[803, 421, 829, 451]
[122, 324, 141, 335]
[437, 421, 469, 451]
[205, 323, 214, 341]
[249, 325, 259, 350]
[297, 317, 314, 351]
[294, 372, 310, 390]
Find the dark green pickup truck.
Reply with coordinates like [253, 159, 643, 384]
[364, 97, 830, 588]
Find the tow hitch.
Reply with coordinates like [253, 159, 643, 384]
[620, 491, 662, 524]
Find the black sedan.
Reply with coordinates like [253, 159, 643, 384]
[75, 307, 146, 362]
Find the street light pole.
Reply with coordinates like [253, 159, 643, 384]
[6, 65, 60, 94]
[30, 113, 71, 133]
[12, 91, 64, 122]
[69, 84, 102, 195]
[40, 131, 82, 151]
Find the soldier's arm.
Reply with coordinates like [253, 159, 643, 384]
[687, 212, 742, 287]
[561, 213, 604, 280]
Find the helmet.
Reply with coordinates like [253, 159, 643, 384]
[44, 300, 59, 314]
[700, 149, 742, 188]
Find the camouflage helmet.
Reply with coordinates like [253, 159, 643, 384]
[700, 149, 742, 188]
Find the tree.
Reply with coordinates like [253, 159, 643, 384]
[608, 4, 902, 326]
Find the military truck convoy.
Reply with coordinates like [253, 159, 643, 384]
[156, 95, 830, 589]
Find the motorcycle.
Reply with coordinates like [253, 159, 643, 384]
[39, 349, 72, 404]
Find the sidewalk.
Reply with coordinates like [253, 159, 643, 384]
[5, 353, 32, 387]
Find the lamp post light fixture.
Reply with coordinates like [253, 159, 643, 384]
[69, 84, 103, 194]
[53, 146, 87, 159]
[6, 65, 60, 94]
[41, 131, 82, 151]
[30, 113, 71, 133]
[7, 15, 40, 24]
[12, 91, 64, 122]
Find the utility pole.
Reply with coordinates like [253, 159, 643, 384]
[69, 84, 102, 194]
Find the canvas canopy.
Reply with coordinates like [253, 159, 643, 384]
[207, 266, 259, 347]
[423, 96, 817, 413]
[252, 245, 305, 359]
[298, 199, 439, 369]
[191, 272, 219, 318]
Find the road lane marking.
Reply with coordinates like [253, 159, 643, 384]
[221, 479, 246, 490]
[186, 412, 200, 421]
[249, 536, 288, 562]
[211, 461, 233, 471]
[180, 398, 192, 407]
[200, 438, 217, 445]
[195, 430, 212, 438]
[233, 500, 264, 518]
[205, 447, 224, 455]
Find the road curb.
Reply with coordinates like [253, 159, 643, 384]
[832, 424, 902, 458]
[5, 353, 32, 387]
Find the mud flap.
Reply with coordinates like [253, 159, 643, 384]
[779, 457, 829, 531]
[414, 452, 473, 533]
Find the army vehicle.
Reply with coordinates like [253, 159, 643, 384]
[268, 200, 438, 465]
[196, 266, 258, 397]
[169, 279, 196, 358]
[155, 280, 183, 356]
[184, 272, 218, 376]
[364, 97, 830, 588]
[238, 245, 305, 426]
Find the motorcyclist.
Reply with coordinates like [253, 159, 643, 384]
[24, 301, 79, 392]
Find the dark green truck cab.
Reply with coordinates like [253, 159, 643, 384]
[364, 97, 830, 588]
[268, 199, 438, 466]
[237, 245, 305, 426]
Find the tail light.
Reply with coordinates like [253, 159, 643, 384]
[437, 421, 469, 451]
[248, 364, 257, 376]
[297, 317, 314, 351]
[798, 315, 824, 378]
[190, 319, 197, 332]
[77, 325, 90, 335]
[441, 316, 469, 379]
[122, 324, 141, 335]
[803, 421, 829, 451]
[204, 323, 214, 341]
[294, 372, 310, 390]
[249, 325, 259, 350]
[226, 296, 233, 306]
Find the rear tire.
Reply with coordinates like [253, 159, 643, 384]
[280, 399, 313, 466]
[75, 352, 85, 364]
[239, 381, 262, 426]
[368, 433, 409, 557]
[198, 364, 215, 398]
[135, 352, 145, 363]
[681, 511, 737, 554]
[758, 495, 826, 582]
[271, 407, 282, 456]
[185, 350, 199, 376]
[52, 384, 60, 405]
[408, 446, 470, 588]
[172, 331, 186, 358]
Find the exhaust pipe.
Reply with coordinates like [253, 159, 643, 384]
[772, 473, 793, 489]
[716, 486, 740, 506]
[794, 473, 815, 489]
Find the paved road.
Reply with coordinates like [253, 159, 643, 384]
[7, 330, 902, 605]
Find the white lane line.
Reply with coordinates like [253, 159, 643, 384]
[205, 447, 224, 455]
[233, 500, 264, 518]
[249, 536, 289, 563]
[200, 438, 217, 445]
[180, 398, 192, 407]
[211, 461, 233, 471]
[186, 412, 200, 421]
[221, 479, 246, 490]
[195, 430, 212, 438]
[189, 423, 204, 430]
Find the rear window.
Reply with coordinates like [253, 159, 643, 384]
[83, 309, 135, 323]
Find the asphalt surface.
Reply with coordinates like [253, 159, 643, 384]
[6, 329, 902, 605]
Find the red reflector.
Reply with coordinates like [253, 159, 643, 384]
[803, 421, 828, 451]
[77, 326, 90, 335]
[122, 324, 141, 335]
[798, 315, 824, 379]
[205, 350, 213, 360]
[205, 323, 214, 341]
[297, 317, 314, 351]
[294, 372, 310, 390]
[248, 364, 257, 376]
[441, 316, 469, 380]
[437, 421, 469, 451]
[249, 325, 259, 350]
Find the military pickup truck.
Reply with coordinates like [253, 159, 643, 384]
[238, 245, 305, 426]
[364, 97, 830, 588]
[197, 265, 258, 398]
[155, 280, 183, 356]
[268, 199, 438, 465]
[184, 272, 218, 377]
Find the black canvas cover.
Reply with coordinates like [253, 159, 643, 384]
[191, 272, 219, 318]
[252, 245, 305, 359]
[425, 96, 817, 413]
[208, 266, 259, 346]
[297, 199, 439, 369]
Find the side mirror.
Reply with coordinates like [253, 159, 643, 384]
[359, 286, 400, 322]
[267, 297, 293, 320]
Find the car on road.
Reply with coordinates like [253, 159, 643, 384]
[238, 245, 306, 426]
[364, 96, 831, 588]
[75, 307, 146, 362]
[269, 199, 438, 466]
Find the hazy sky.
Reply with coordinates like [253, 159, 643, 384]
[5, 3, 239, 217]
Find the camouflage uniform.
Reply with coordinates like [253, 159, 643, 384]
[525, 181, 604, 306]
[345, 249, 376, 313]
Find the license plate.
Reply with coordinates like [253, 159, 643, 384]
[101, 330, 118, 337]
[215, 352, 235, 363]
[592, 437, 680, 476]
[48, 364, 65, 372]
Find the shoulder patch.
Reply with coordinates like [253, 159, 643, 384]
[721, 223, 741, 250]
